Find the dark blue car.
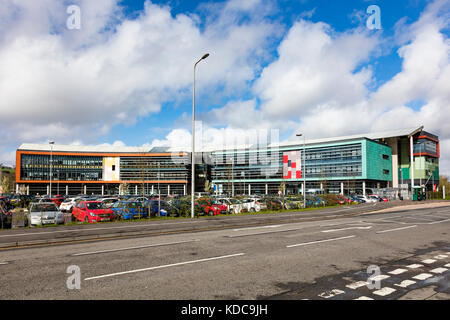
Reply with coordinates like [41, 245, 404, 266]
[110, 201, 148, 220]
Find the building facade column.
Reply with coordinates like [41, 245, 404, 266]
[66, 185, 69, 195]
[362, 181, 366, 196]
[101, 185, 104, 196]
[151, 185, 154, 195]
[340, 182, 344, 195]
[47, 185, 50, 195]
[183, 184, 186, 196]
[26, 185, 30, 196]
[248, 184, 251, 195]
[84, 185, 87, 195]
[168, 185, 170, 195]
[265, 183, 268, 195]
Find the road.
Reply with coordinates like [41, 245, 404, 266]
[0, 201, 449, 300]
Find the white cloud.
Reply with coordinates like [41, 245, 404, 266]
[1, 0, 449, 178]
[0, 0, 280, 146]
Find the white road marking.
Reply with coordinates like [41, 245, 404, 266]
[421, 259, 437, 264]
[318, 289, 345, 299]
[430, 267, 448, 274]
[85, 253, 245, 281]
[286, 235, 356, 248]
[346, 281, 369, 289]
[72, 239, 199, 256]
[232, 224, 284, 231]
[394, 280, 416, 288]
[445, 263, 450, 268]
[412, 273, 433, 280]
[0, 220, 208, 238]
[354, 296, 374, 300]
[388, 268, 408, 275]
[376, 225, 417, 234]
[428, 218, 450, 225]
[321, 226, 372, 233]
[373, 287, 396, 296]
[227, 226, 305, 238]
[406, 264, 424, 269]
[399, 216, 437, 222]
[0, 262, 8, 265]
[371, 275, 390, 282]
[433, 254, 448, 259]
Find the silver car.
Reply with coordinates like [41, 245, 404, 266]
[27, 202, 64, 226]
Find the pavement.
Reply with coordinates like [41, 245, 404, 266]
[0, 200, 449, 300]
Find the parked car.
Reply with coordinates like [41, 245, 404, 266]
[110, 201, 148, 220]
[196, 198, 227, 215]
[99, 197, 119, 208]
[27, 202, 64, 226]
[0, 199, 12, 229]
[239, 198, 262, 212]
[215, 198, 243, 214]
[146, 200, 176, 217]
[59, 197, 80, 212]
[368, 195, 383, 202]
[72, 201, 115, 223]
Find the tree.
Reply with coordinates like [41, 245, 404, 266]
[1, 176, 11, 194]
[204, 180, 212, 194]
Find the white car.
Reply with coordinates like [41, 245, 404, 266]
[240, 198, 261, 212]
[215, 198, 243, 214]
[59, 197, 80, 212]
[358, 195, 377, 203]
[27, 202, 64, 226]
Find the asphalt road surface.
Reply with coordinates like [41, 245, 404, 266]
[0, 201, 449, 300]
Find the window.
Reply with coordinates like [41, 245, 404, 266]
[112, 165, 116, 171]
[382, 154, 389, 160]
[383, 169, 390, 175]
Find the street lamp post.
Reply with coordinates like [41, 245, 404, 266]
[296, 134, 306, 209]
[191, 53, 209, 219]
[158, 161, 161, 217]
[49, 141, 54, 197]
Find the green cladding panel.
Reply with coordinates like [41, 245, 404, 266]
[364, 140, 392, 181]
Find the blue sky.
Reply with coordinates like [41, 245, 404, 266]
[105, 0, 428, 144]
[0, 0, 449, 175]
[106, 0, 432, 146]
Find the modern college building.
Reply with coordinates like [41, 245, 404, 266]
[15, 126, 440, 196]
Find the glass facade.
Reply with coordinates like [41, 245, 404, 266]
[119, 155, 189, 181]
[210, 143, 362, 182]
[414, 139, 438, 156]
[20, 154, 103, 181]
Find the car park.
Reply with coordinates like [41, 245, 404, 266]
[72, 201, 114, 223]
[27, 202, 64, 226]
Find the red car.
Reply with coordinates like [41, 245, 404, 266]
[50, 195, 65, 207]
[196, 198, 228, 216]
[335, 195, 352, 204]
[72, 201, 114, 223]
